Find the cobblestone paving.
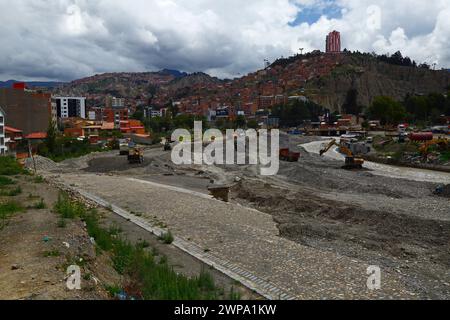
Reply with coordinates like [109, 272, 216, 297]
[50, 173, 418, 299]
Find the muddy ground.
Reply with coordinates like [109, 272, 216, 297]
[31, 135, 450, 299]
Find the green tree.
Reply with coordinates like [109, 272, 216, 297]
[368, 96, 406, 125]
[45, 121, 58, 155]
[234, 115, 246, 129]
[247, 119, 259, 129]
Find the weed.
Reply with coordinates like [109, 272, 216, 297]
[54, 192, 84, 219]
[0, 186, 22, 197]
[32, 199, 47, 209]
[0, 201, 24, 219]
[43, 250, 61, 257]
[137, 240, 150, 249]
[0, 176, 14, 187]
[0, 157, 26, 176]
[57, 218, 67, 228]
[83, 273, 92, 281]
[52, 195, 236, 300]
[33, 176, 45, 183]
[7, 186, 22, 196]
[228, 287, 241, 300]
[197, 268, 215, 292]
[105, 284, 122, 297]
[158, 231, 174, 244]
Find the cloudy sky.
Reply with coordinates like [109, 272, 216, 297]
[1, 0, 449, 81]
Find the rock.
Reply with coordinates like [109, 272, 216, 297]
[11, 264, 20, 270]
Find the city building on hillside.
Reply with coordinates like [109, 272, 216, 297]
[144, 107, 169, 118]
[0, 85, 55, 135]
[106, 96, 125, 109]
[326, 30, 341, 53]
[54, 97, 87, 119]
[103, 108, 129, 129]
[0, 107, 6, 155]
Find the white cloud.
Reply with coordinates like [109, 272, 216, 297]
[0, 0, 449, 81]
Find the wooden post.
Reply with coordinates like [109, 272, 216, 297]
[28, 139, 37, 174]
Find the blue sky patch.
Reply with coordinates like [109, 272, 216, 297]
[289, 1, 343, 26]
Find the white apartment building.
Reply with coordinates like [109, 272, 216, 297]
[54, 97, 87, 119]
[0, 107, 6, 155]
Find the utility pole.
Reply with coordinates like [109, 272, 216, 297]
[299, 48, 304, 55]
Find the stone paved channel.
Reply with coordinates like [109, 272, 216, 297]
[47, 172, 419, 300]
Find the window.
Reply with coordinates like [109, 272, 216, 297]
[0, 116, 3, 124]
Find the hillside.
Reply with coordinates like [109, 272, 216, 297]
[304, 54, 450, 111]
[55, 71, 177, 97]
[54, 52, 450, 113]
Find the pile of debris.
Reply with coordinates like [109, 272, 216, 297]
[25, 156, 59, 172]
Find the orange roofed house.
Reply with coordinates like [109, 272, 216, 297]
[120, 119, 146, 135]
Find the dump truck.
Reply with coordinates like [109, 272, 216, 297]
[119, 139, 130, 155]
[320, 139, 364, 169]
[128, 147, 144, 164]
[279, 148, 300, 162]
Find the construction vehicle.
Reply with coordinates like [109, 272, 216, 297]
[419, 138, 448, 157]
[128, 147, 144, 164]
[279, 148, 301, 162]
[320, 139, 364, 169]
[119, 139, 130, 155]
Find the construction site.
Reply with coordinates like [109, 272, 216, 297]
[21, 132, 450, 300]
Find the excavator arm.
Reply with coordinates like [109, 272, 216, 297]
[320, 139, 338, 156]
[319, 138, 364, 170]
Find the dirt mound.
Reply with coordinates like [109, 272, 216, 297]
[25, 156, 59, 172]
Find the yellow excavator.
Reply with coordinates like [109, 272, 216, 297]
[320, 139, 365, 169]
[419, 138, 448, 157]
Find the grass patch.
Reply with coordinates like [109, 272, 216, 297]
[33, 176, 45, 183]
[0, 157, 26, 176]
[53, 192, 233, 300]
[0, 186, 22, 197]
[43, 250, 61, 257]
[31, 199, 47, 210]
[0, 176, 15, 187]
[0, 201, 24, 229]
[159, 231, 174, 244]
[54, 193, 84, 219]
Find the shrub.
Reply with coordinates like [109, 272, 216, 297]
[159, 231, 174, 244]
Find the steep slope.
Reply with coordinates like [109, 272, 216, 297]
[305, 54, 450, 111]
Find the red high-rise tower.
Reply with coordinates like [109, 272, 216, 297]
[326, 31, 341, 53]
